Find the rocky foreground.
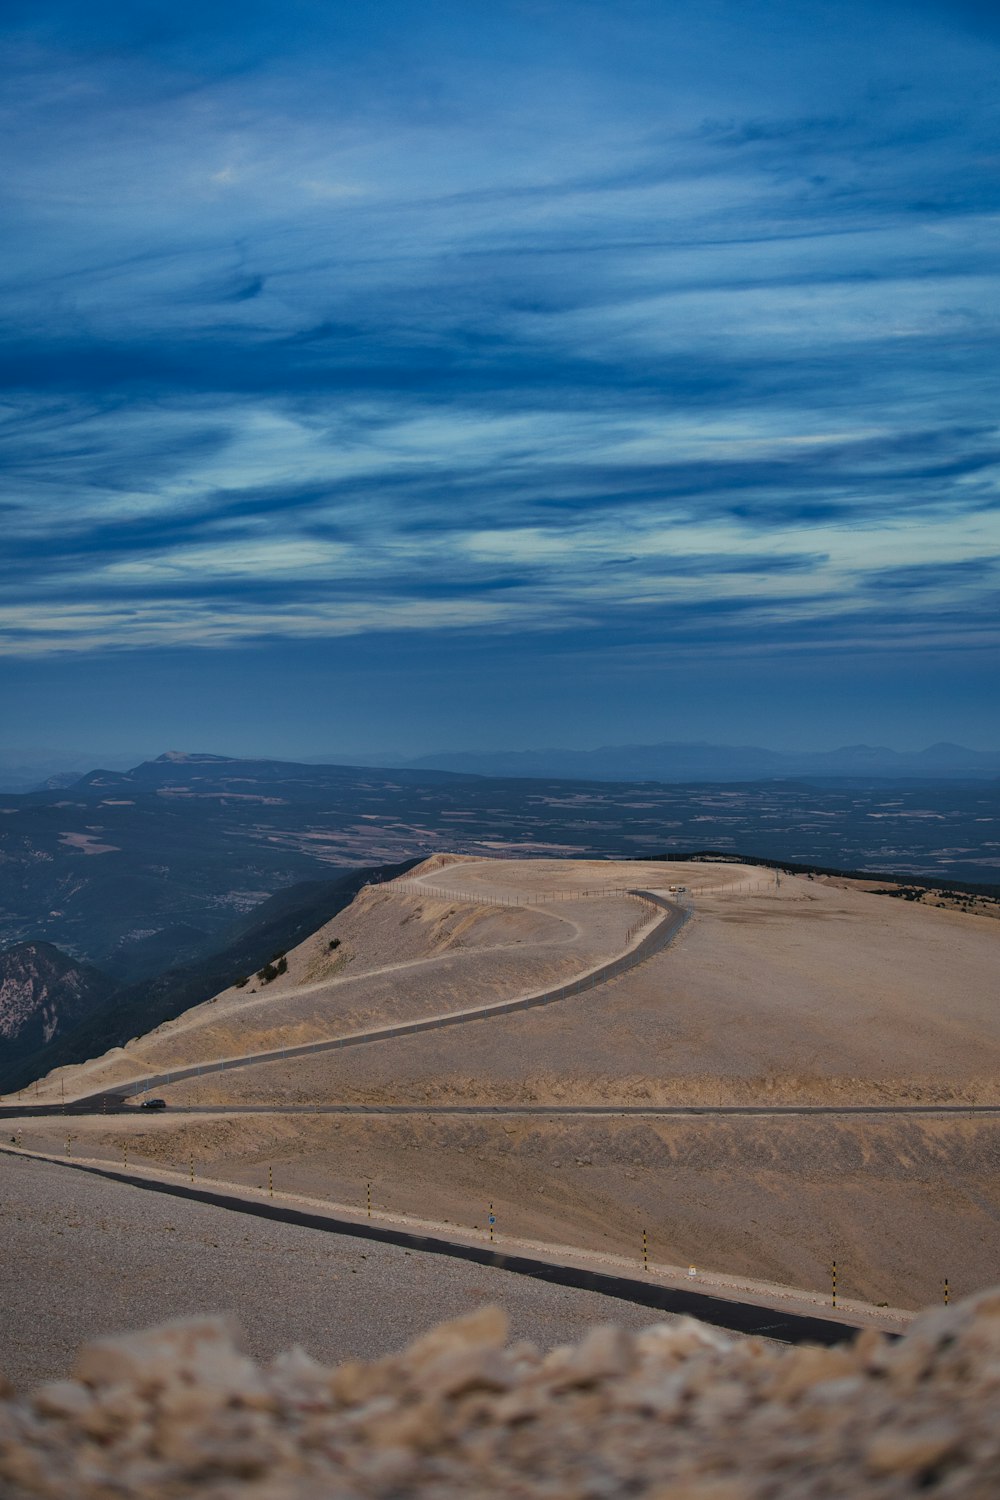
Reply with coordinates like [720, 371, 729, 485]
[2, 1293, 999, 1499]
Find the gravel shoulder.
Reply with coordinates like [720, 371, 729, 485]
[0, 1152, 690, 1392]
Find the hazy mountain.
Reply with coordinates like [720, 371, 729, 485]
[405, 740, 1000, 782]
[0, 747, 150, 793]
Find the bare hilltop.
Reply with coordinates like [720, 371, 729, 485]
[16, 854, 1000, 1314]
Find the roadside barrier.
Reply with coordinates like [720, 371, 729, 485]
[0, 1138, 923, 1343]
[0, 1132, 952, 1329]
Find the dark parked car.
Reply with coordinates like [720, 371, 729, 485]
[139, 1098, 167, 1110]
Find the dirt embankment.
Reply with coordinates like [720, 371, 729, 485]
[19, 1110, 1000, 1311]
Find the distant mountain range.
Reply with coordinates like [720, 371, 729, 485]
[403, 741, 1000, 783]
[7, 740, 998, 796]
[0, 747, 151, 793]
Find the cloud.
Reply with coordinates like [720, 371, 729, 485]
[0, 0, 997, 690]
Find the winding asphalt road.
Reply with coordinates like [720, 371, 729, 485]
[0, 877, 936, 1347]
[2, 889, 688, 1117]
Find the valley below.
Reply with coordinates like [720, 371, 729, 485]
[2, 754, 997, 983]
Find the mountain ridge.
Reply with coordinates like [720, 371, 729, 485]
[402, 739, 1000, 782]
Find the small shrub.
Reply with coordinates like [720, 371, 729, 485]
[328, 937, 341, 950]
[256, 955, 288, 985]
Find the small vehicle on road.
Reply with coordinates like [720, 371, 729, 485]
[139, 1098, 167, 1110]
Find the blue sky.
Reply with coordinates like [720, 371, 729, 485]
[1, 0, 998, 760]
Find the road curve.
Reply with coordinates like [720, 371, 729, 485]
[0, 1145, 871, 1347]
[5, 889, 687, 1116]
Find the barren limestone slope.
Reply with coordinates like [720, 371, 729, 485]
[16, 1107, 1000, 1311]
[151, 866, 1000, 1109]
[0, 1153, 683, 1392]
[32, 855, 682, 1102]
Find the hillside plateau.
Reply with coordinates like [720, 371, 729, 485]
[16, 854, 1000, 1314]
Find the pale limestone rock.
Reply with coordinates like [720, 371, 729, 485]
[405, 1304, 509, 1368]
[73, 1314, 245, 1393]
[32, 1380, 93, 1420]
[865, 1422, 961, 1475]
[328, 1357, 389, 1406]
[648, 1482, 752, 1500]
[418, 1345, 517, 1398]
[557, 1323, 633, 1386]
[637, 1318, 731, 1362]
[4, 1291, 1000, 1497]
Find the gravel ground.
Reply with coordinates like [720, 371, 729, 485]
[0, 1153, 681, 1392]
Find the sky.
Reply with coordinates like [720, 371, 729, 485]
[1, 0, 998, 763]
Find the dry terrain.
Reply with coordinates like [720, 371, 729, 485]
[0, 1153, 679, 1391]
[15, 854, 1000, 1313]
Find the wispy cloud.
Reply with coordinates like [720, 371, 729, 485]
[0, 0, 997, 725]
